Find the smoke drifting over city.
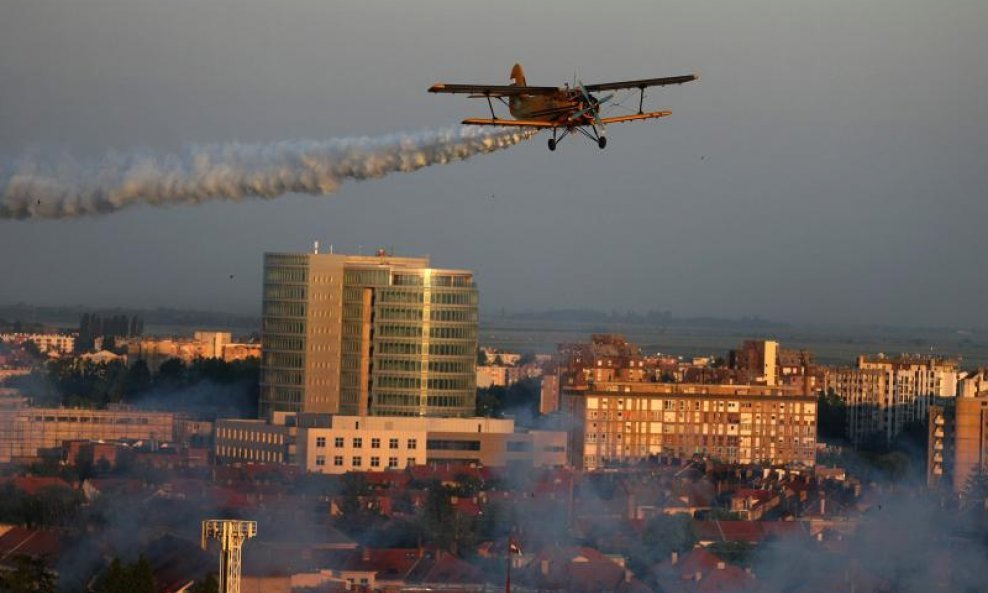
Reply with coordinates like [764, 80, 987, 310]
[0, 126, 534, 219]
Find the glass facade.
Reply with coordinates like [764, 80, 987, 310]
[342, 268, 478, 417]
[259, 254, 309, 418]
[260, 252, 478, 420]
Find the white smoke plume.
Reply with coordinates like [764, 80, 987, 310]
[0, 126, 535, 220]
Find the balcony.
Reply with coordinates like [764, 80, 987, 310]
[934, 429, 944, 439]
[935, 416, 945, 426]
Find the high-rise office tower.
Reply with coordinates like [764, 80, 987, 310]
[259, 249, 478, 419]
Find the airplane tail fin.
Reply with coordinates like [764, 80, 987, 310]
[510, 63, 527, 86]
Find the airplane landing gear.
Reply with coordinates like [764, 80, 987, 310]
[598, 136, 607, 149]
[548, 138, 557, 151]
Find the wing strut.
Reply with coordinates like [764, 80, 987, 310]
[486, 94, 497, 120]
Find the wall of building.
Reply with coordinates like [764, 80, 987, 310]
[216, 414, 566, 473]
[299, 425, 428, 473]
[215, 419, 293, 465]
[953, 396, 988, 493]
[563, 382, 817, 470]
[826, 355, 959, 447]
[0, 406, 175, 463]
[0, 333, 75, 355]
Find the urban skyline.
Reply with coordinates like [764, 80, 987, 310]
[2, 1, 987, 592]
[2, 0, 987, 327]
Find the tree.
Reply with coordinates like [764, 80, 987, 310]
[707, 541, 756, 566]
[155, 358, 186, 391]
[633, 514, 696, 569]
[131, 555, 155, 593]
[0, 554, 57, 593]
[422, 480, 456, 550]
[20, 339, 42, 359]
[817, 389, 847, 442]
[101, 558, 127, 593]
[99, 555, 154, 593]
[123, 360, 153, 398]
[963, 468, 988, 510]
[191, 574, 219, 593]
[337, 474, 378, 535]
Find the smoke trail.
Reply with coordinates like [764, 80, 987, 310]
[0, 126, 535, 220]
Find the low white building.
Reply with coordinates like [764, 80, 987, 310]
[215, 413, 567, 473]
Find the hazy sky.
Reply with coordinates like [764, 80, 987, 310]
[1, 0, 986, 327]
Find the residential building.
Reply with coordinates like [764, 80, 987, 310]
[562, 382, 817, 470]
[0, 402, 176, 463]
[958, 369, 988, 399]
[541, 369, 561, 415]
[0, 333, 75, 355]
[558, 334, 647, 388]
[127, 331, 260, 370]
[928, 375, 988, 493]
[259, 249, 478, 419]
[480, 348, 522, 366]
[826, 354, 959, 446]
[729, 340, 780, 386]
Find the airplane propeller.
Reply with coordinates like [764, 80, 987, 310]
[574, 81, 613, 148]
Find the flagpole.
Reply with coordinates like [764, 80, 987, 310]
[505, 539, 511, 593]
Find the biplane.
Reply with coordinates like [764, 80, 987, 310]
[429, 63, 696, 150]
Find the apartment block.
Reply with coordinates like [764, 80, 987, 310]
[826, 354, 959, 446]
[127, 331, 260, 370]
[562, 382, 817, 470]
[260, 250, 478, 419]
[0, 333, 75, 355]
[928, 372, 988, 493]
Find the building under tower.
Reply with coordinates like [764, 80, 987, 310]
[259, 248, 478, 420]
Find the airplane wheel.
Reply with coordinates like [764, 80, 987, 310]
[548, 139, 557, 151]
[598, 137, 607, 149]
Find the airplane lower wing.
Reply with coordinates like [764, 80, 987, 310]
[463, 111, 672, 129]
[461, 118, 558, 128]
[598, 110, 672, 125]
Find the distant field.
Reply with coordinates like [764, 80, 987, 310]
[479, 318, 988, 368]
[7, 303, 986, 368]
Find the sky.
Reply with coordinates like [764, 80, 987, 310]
[1, 0, 986, 327]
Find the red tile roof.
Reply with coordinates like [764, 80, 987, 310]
[0, 476, 73, 496]
[0, 527, 62, 564]
[693, 521, 810, 544]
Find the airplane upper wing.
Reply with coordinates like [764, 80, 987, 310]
[428, 83, 560, 97]
[583, 74, 697, 92]
[461, 118, 558, 128]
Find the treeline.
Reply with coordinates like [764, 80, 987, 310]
[496, 309, 785, 328]
[15, 357, 258, 418]
[0, 318, 49, 334]
[0, 482, 86, 529]
[77, 313, 143, 351]
[0, 304, 258, 333]
[475, 377, 541, 427]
